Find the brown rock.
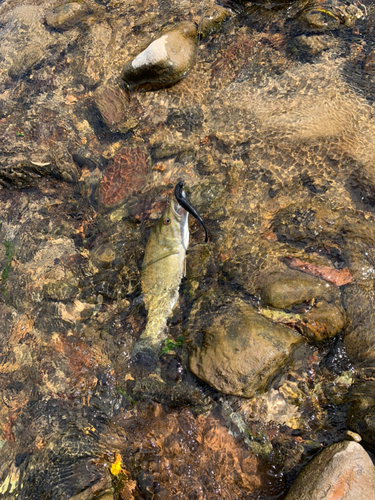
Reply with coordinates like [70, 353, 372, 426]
[347, 393, 375, 445]
[98, 148, 148, 207]
[284, 441, 375, 500]
[121, 22, 197, 89]
[260, 271, 338, 310]
[300, 301, 345, 341]
[45, 2, 89, 29]
[113, 406, 263, 498]
[188, 295, 302, 397]
[199, 5, 231, 39]
[8, 44, 44, 79]
[94, 86, 138, 133]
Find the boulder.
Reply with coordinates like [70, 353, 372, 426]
[187, 294, 302, 397]
[284, 441, 375, 500]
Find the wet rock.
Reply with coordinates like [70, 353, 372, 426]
[43, 281, 78, 301]
[98, 147, 148, 207]
[8, 44, 44, 79]
[187, 293, 302, 397]
[343, 287, 375, 375]
[258, 276, 345, 341]
[296, 1, 364, 32]
[298, 8, 340, 31]
[347, 391, 375, 445]
[346, 430, 362, 442]
[364, 52, 375, 75]
[42, 266, 79, 301]
[285, 257, 352, 287]
[121, 22, 198, 89]
[293, 34, 338, 57]
[114, 406, 263, 498]
[94, 85, 138, 133]
[284, 441, 375, 500]
[260, 271, 338, 310]
[0, 161, 57, 189]
[199, 5, 231, 38]
[189, 177, 225, 214]
[166, 106, 203, 132]
[131, 377, 212, 414]
[45, 2, 89, 30]
[299, 301, 345, 341]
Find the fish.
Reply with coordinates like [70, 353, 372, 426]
[131, 181, 207, 365]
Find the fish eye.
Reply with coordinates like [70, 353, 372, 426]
[164, 218, 171, 225]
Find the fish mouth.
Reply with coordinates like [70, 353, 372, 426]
[174, 181, 208, 242]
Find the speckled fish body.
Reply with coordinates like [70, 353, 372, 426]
[134, 194, 189, 355]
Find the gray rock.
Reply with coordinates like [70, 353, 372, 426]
[8, 44, 44, 79]
[45, 2, 89, 29]
[284, 441, 375, 500]
[121, 21, 198, 89]
[187, 294, 302, 397]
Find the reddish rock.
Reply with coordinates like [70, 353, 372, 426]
[94, 86, 139, 133]
[98, 148, 148, 207]
[112, 405, 266, 499]
[95, 86, 128, 129]
[285, 257, 353, 287]
[284, 441, 375, 500]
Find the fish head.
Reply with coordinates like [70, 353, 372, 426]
[153, 191, 189, 252]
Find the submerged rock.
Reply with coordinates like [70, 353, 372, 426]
[343, 286, 375, 376]
[98, 147, 148, 207]
[257, 270, 345, 341]
[121, 22, 198, 89]
[260, 271, 337, 310]
[293, 34, 339, 57]
[299, 300, 345, 341]
[284, 441, 375, 500]
[199, 5, 231, 39]
[347, 390, 375, 445]
[296, 1, 364, 32]
[8, 44, 44, 79]
[94, 85, 138, 133]
[187, 293, 302, 397]
[45, 2, 89, 29]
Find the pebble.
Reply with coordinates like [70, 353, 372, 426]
[199, 5, 231, 38]
[346, 430, 362, 442]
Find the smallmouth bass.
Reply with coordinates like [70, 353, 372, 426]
[132, 181, 208, 363]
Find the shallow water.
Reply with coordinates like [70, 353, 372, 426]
[0, 0, 375, 498]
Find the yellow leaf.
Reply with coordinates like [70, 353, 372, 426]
[110, 453, 122, 475]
